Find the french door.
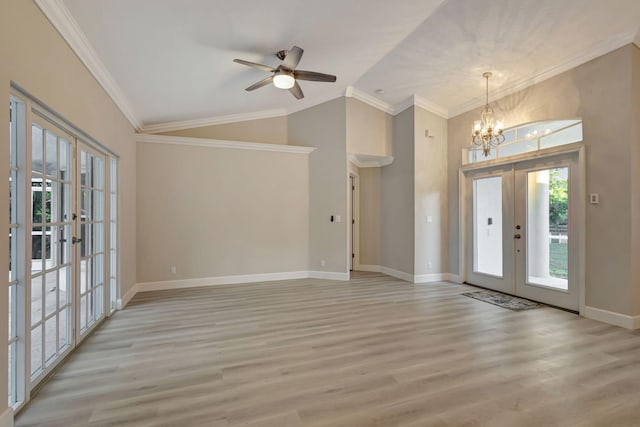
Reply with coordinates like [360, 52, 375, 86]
[28, 117, 107, 386]
[465, 152, 580, 311]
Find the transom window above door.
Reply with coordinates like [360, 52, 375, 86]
[463, 119, 583, 165]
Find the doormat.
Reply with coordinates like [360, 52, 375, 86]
[461, 290, 543, 311]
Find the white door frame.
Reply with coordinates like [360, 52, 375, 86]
[459, 143, 586, 314]
[348, 171, 360, 272]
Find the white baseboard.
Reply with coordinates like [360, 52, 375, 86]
[584, 306, 640, 330]
[0, 407, 13, 427]
[380, 266, 413, 282]
[307, 271, 350, 281]
[414, 273, 450, 283]
[117, 283, 139, 309]
[355, 264, 382, 273]
[138, 271, 311, 292]
[446, 273, 463, 284]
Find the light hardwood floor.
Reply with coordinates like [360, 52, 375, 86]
[15, 272, 640, 427]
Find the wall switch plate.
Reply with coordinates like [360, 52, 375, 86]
[170, 266, 177, 274]
[427, 215, 433, 223]
[590, 193, 599, 204]
[335, 215, 341, 222]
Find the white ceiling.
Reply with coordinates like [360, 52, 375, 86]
[53, 0, 640, 130]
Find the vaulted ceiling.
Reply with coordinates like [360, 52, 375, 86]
[40, 0, 640, 131]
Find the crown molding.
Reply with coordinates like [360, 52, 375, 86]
[348, 153, 394, 168]
[412, 95, 448, 119]
[393, 95, 448, 119]
[448, 30, 638, 118]
[136, 133, 316, 154]
[141, 108, 289, 134]
[34, 0, 143, 131]
[345, 86, 395, 114]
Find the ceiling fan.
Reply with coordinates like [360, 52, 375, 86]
[233, 46, 337, 100]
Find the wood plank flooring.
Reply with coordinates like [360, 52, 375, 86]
[15, 272, 640, 427]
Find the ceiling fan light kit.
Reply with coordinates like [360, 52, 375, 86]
[273, 71, 295, 89]
[233, 45, 337, 100]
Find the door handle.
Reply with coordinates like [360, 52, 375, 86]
[72, 236, 83, 244]
[514, 234, 521, 239]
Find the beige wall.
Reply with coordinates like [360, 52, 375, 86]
[346, 98, 393, 157]
[289, 98, 348, 273]
[359, 167, 381, 266]
[448, 45, 636, 315]
[414, 106, 448, 276]
[632, 45, 640, 316]
[159, 116, 288, 145]
[381, 107, 415, 274]
[0, 0, 137, 413]
[136, 142, 309, 282]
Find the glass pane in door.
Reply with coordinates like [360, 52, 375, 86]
[78, 147, 106, 335]
[526, 167, 569, 290]
[30, 121, 73, 380]
[473, 176, 503, 277]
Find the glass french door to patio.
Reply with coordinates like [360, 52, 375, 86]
[29, 118, 107, 386]
[465, 152, 579, 311]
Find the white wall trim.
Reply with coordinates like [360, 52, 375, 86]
[356, 264, 382, 273]
[584, 306, 640, 330]
[449, 31, 638, 118]
[137, 271, 352, 293]
[136, 133, 316, 154]
[633, 30, 640, 49]
[308, 271, 350, 281]
[380, 266, 413, 282]
[345, 86, 395, 115]
[394, 95, 449, 119]
[0, 407, 13, 427]
[117, 283, 139, 310]
[348, 153, 394, 168]
[414, 273, 450, 283]
[446, 273, 463, 284]
[34, 0, 143, 131]
[141, 108, 289, 134]
[138, 271, 312, 292]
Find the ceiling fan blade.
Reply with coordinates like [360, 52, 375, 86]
[245, 75, 274, 91]
[293, 70, 337, 83]
[282, 46, 304, 70]
[289, 81, 304, 99]
[233, 59, 275, 72]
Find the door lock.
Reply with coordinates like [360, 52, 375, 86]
[72, 236, 83, 244]
[514, 234, 521, 239]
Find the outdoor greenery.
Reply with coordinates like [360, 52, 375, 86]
[549, 242, 568, 279]
[549, 169, 568, 226]
[549, 168, 569, 279]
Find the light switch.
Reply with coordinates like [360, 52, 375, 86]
[335, 215, 341, 223]
[427, 215, 433, 223]
[590, 193, 599, 204]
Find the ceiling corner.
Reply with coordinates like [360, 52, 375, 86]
[634, 28, 640, 48]
[140, 108, 289, 134]
[34, 0, 143, 131]
[345, 87, 395, 115]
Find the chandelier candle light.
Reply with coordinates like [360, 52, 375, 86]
[471, 72, 505, 157]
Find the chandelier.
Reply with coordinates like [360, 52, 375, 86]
[471, 72, 505, 157]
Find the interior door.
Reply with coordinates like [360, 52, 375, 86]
[514, 153, 579, 310]
[465, 164, 514, 294]
[76, 142, 107, 340]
